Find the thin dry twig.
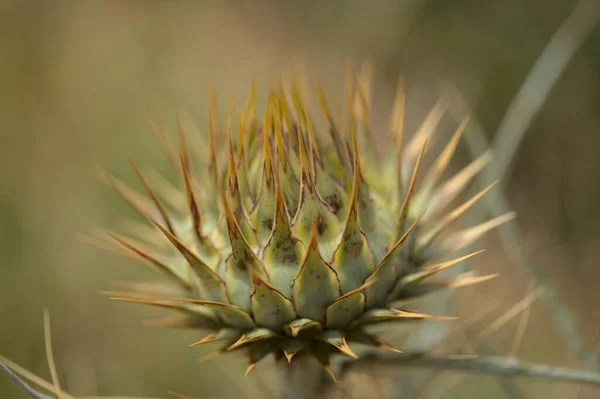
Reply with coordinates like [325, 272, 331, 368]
[0, 362, 55, 399]
[0, 354, 71, 399]
[0, 359, 164, 399]
[43, 310, 63, 399]
[1, 316, 163, 399]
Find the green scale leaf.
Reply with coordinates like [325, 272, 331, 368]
[329, 137, 375, 293]
[325, 283, 368, 329]
[250, 272, 296, 330]
[150, 218, 228, 303]
[250, 99, 278, 244]
[219, 181, 267, 310]
[364, 214, 422, 308]
[272, 102, 301, 216]
[292, 219, 341, 323]
[262, 171, 304, 298]
[291, 121, 340, 249]
[305, 113, 347, 216]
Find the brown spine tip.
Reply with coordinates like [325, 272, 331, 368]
[242, 78, 257, 132]
[323, 363, 337, 383]
[272, 94, 288, 170]
[304, 111, 323, 168]
[176, 108, 191, 172]
[315, 81, 333, 126]
[339, 122, 361, 233]
[147, 215, 219, 283]
[391, 138, 427, 245]
[236, 104, 245, 162]
[277, 77, 294, 137]
[423, 250, 486, 274]
[273, 161, 290, 230]
[306, 215, 321, 252]
[283, 350, 295, 363]
[262, 93, 274, 187]
[244, 362, 256, 377]
[333, 99, 354, 181]
[388, 209, 425, 255]
[227, 110, 240, 196]
[296, 115, 314, 191]
[350, 119, 361, 187]
[333, 337, 358, 359]
[218, 178, 238, 238]
[316, 81, 349, 170]
[189, 332, 222, 347]
[208, 87, 220, 185]
[179, 154, 203, 241]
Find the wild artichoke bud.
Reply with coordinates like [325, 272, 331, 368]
[99, 66, 511, 379]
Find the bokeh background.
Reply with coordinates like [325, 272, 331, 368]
[1, 1, 599, 398]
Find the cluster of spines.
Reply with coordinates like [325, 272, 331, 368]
[86, 64, 515, 378]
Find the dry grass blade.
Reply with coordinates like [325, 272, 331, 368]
[1, 351, 170, 399]
[0, 362, 55, 399]
[0, 355, 73, 399]
[43, 310, 63, 399]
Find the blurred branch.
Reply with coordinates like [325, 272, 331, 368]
[470, 343, 527, 399]
[389, 3, 600, 395]
[440, 86, 599, 371]
[493, 0, 600, 181]
[343, 352, 600, 388]
[436, 1, 600, 370]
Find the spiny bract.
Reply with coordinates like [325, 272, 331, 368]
[98, 66, 511, 379]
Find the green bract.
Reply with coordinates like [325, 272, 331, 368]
[99, 67, 510, 379]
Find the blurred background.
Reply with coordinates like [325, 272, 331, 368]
[1, 0, 599, 398]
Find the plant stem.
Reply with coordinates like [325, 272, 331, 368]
[343, 352, 600, 388]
